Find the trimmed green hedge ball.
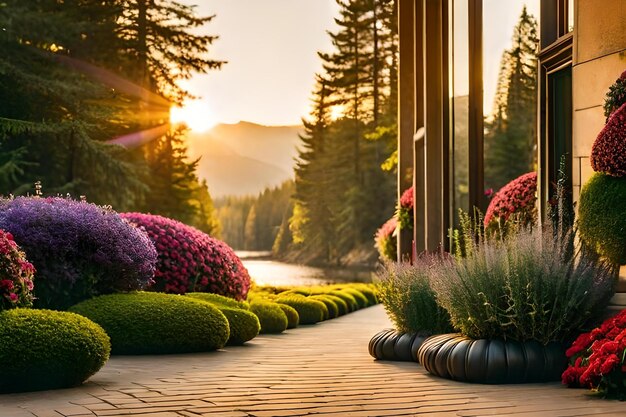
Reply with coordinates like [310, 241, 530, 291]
[310, 295, 339, 319]
[329, 290, 358, 311]
[322, 294, 349, 316]
[0, 309, 110, 393]
[219, 307, 260, 345]
[70, 292, 229, 354]
[186, 292, 250, 310]
[579, 172, 626, 265]
[277, 303, 299, 328]
[249, 301, 288, 333]
[339, 288, 369, 308]
[348, 284, 378, 305]
[276, 296, 327, 324]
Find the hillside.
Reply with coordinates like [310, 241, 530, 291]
[187, 122, 303, 197]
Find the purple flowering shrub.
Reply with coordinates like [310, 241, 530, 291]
[0, 230, 35, 310]
[0, 197, 157, 310]
[121, 213, 251, 300]
[484, 172, 537, 230]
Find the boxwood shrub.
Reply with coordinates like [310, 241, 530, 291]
[70, 292, 229, 354]
[338, 288, 368, 308]
[329, 290, 357, 312]
[0, 309, 110, 393]
[277, 303, 299, 329]
[310, 295, 339, 319]
[186, 292, 250, 310]
[321, 294, 348, 316]
[578, 172, 626, 265]
[218, 307, 260, 345]
[249, 301, 288, 333]
[275, 296, 327, 325]
[348, 284, 378, 305]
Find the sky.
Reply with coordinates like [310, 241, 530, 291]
[177, 0, 340, 127]
[178, 0, 540, 127]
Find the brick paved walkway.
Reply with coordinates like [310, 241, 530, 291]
[1, 305, 624, 417]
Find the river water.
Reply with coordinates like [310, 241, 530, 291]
[237, 251, 374, 287]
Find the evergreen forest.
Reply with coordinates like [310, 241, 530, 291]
[0, 0, 220, 234]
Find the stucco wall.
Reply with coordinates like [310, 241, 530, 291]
[572, 0, 626, 302]
[571, 0, 626, 202]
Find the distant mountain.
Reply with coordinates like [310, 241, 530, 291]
[187, 122, 303, 197]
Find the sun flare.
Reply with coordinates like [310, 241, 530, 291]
[170, 100, 217, 133]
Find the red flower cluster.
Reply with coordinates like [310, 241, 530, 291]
[121, 213, 251, 300]
[0, 229, 35, 310]
[562, 309, 626, 398]
[484, 172, 537, 227]
[375, 217, 397, 261]
[399, 186, 414, 209]
[591, 102, 626, 177]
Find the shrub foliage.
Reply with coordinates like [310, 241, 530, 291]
[0, 197, 157, 309]
[484, 172, 537, 230]
[376, 260, 453, 334]
[0, 230, 35, 310]
[70, 292, 229, 354]
[122, 213, 251, 300]
[591, 103, 626, 177]
[0, 308, 110, 393]
[431, 228, 615, 344]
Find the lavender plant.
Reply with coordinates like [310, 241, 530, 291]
[0, 197, 157, 309]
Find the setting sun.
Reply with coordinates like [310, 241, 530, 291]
[170, 100, 217, 132]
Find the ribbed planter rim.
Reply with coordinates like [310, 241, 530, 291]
[368, 329, 429, 362]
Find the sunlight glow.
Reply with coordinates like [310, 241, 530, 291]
[329, 104, 345, 121]
[170, 100, 217, 132]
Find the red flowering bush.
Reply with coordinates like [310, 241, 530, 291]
[603, 69, 626, 120]
[484, 172, 537, 230]
[397, 186, 414, 230]
[562, 309, 626, 399]
[121, 213, 251, 300]
[374, 217, 397, 261]
[591, 102, 626, 177]
[0, 230, 35, 310]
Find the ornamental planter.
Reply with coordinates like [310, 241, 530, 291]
[417, 334, 567, 384]
[368, 329, 429, 362]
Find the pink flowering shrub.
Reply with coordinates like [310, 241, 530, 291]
[121, 213, 251, 300]
[591, 102, 626, 177]
[397, 186, 414, 230]
[0, 230, 35, 310]
[374, 217, 397, 261]
[562, 309, 626, 399]
[484, 172, 537, 230]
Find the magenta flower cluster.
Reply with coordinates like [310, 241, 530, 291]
[0, 197, 157, 309]
[121, 213, 251, 300]
[484, 172, 537, 227]
[591, 102, 626, 177]
[0, 229, 35, 310]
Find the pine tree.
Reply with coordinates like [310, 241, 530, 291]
[484, 7, 538, 191]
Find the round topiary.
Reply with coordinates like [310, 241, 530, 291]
[578, 172, 626, 264]
[0, 229, 35, 310]
[484, 172, 537, 230]
[275, 296, 327, 325]
[0, 197, 157, 310]
[121, 213, 250, 300]
[249, 301, 288, 334]
[0, 308, 110, 393]
[339, 288, 369, 308]
[591, 102, 626, 177]
[310, 295, 339, 319]
[346, 284, 378, 306]
[375, 217, 397, 261]
[277, 303, 299, 329]
[321, 294, 348, 316]
[329, 290, 357, 312]
[218, 306, 260, 345]
[186, 292, 250, 310]
[69, 292, 229, 354]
